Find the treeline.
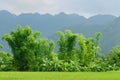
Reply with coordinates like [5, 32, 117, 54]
[0, 25, 120, 71]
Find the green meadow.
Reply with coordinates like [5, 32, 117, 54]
[0, 72, 119, 80]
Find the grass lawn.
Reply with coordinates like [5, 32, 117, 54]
[0, 71, 119, 80]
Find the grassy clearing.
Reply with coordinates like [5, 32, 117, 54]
[0, 72, 119, 80]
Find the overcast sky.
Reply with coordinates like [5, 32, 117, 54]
[1, 0, 120, 17]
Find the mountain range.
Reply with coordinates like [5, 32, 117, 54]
[0, 10, 120, 54]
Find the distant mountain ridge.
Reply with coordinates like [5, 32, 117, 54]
[0, 10, 120, 54]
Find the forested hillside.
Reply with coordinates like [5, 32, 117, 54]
[0, 10, 120, 54]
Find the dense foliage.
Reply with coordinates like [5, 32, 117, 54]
[0, 25, 120, 71]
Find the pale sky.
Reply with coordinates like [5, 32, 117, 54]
[0, 0, 120, 17]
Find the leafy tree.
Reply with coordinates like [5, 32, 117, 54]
[3, 25, 40, 71]
[78, 32, 101, 66]
[0, 44, 13, 70]
[57, 30, 78, 61]
[107, 46, 120, 68]
[38, 39, 55, 59]
[57, 31, 66, 59]
[3, 25, 56, 71]
[34, 38, 55, 71]
[0, 51, 13, 70]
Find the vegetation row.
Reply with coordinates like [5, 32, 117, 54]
[0, 25, 119, 72]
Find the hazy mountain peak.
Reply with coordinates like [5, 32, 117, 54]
[89, 14, 116, 19]
[0, 10, 15, 16]
[87, 14, 117, 24]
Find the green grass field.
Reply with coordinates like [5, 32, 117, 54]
[0, 71, 119, 80]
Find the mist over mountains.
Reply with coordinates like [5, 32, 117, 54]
[0, 10, 120, 54]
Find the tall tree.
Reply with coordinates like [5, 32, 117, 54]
[78, 32, 101, 66]
[3, 25, 40, 71]
[57, 30, 78, 61]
